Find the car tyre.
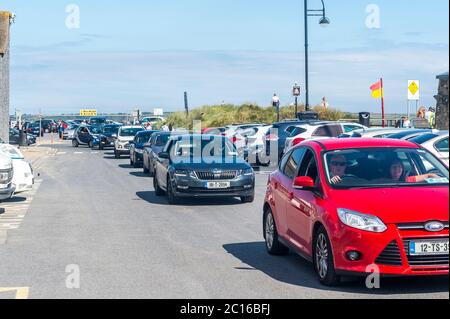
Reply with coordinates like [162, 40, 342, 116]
[313, 226, 341, 286]
[240, 195, 254, 203]
[72, 139, 79, 148]
[149, 163, 155, 177]
[88, 141, 93, 149]
[167, 178, 179, 205]
[263, 207, 289, 255]
[153, 176, 165, 196]
[143, 161, 149, 174]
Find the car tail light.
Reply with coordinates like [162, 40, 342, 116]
[292, 137, 305, 146]
[265, 134, 279, 142]
[231, 136, 241, 144]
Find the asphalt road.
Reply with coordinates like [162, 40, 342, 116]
[0, 140, 448, 299]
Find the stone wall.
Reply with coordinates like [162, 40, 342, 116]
[0, 11, 10, 143]
[435, 73, 449, 130]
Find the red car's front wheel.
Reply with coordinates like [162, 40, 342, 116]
[313, 227, 341, 286]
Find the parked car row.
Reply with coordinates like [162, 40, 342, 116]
[70, 124, 256, 205]
[65, 119, 448, 286]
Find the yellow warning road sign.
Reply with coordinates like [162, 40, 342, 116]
[408, 80, 420, 100]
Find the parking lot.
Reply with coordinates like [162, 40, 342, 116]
[0, 137, 448, 299]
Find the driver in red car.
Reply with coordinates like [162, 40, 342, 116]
[329, 154, 348, 185]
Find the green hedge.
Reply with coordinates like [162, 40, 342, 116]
[164, 104, 353, 129]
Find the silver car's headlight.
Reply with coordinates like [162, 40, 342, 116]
[174, 169, 196, 178]
[240, 168, 254, 176]
[337, 208, 387, 233]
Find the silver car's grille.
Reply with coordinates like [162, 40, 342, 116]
[195, 170, 237, 180]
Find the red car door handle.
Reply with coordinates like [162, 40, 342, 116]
[288, 192, 294, 200]
[274, 182, 279, 189]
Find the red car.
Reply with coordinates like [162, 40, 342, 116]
[263, 138, 449, 285]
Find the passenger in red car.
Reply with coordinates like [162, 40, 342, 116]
[388, 160, 439, 183]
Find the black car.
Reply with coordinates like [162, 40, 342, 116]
[9, 128, 36, 146]
[40, 119, 57, 133]
[72, 126, 102, 148]
[26, 122, 43, 136]
[153, 134, 255, 204]
[129, 130, 159, 167]
[96, 124, 122, 150]
[89, 117, 107, 126]
[143, 131, 172, 176]
[264, 120, 321, 164]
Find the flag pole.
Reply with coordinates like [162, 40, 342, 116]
[380, 78, 385, 128]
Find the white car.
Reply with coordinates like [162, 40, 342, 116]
[141, 117, 165, 125]
[348, 128, 408, 138]
[0, 152, 15, 201]
[0, 144, 34, 194]
[224, 123, 265, 139]
[410, 132, 449, 167]
[114, 126, 144, 158]
[284, 122, 367, 154]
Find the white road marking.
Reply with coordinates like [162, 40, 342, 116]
[74, 152, 84, 154]
[0, 182, 42, 240]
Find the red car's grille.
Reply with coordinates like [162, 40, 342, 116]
[403, 239, 449, 267]
[375, 241, 403, 266]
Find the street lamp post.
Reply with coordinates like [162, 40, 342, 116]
[304, 0, 330, 111]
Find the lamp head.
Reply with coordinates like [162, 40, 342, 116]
[319, 16, 330, 27]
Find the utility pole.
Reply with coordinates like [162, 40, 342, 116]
[0, 11, 12, 143]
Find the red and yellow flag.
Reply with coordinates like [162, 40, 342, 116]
[370, 81, 384, 99]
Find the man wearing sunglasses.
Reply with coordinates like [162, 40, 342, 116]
[329, 154, 348, 185]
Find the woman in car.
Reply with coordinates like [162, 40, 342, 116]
[388, 159, 439, 183]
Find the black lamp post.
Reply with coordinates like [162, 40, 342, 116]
[304, 0, 330, 111]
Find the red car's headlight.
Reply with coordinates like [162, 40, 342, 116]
[337, 208, 387, 233]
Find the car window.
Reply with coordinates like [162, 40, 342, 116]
[283, 148, 305, 180]
[435, 138, 449, 153]
[289, 126, 308, 137]
[155, 135, 170, 146]
[279, 150, 292, 172]
[298, 149, 318, 182]
[343, 125, 362, 133]
[120, 128, 143, 137]
[410, 134, 439, 145]
[313, 125, 342, 137]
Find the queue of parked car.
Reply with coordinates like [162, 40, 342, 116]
[60, 117, 449, 286]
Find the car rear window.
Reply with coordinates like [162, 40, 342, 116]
[313, 125, 342, 137]
[410, 134, 439, 145]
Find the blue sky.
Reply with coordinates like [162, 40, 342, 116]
[2, 0, 449, 114]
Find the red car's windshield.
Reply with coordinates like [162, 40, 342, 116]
[324, 147, 449, 188]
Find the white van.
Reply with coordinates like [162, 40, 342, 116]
[0, 152, 15, 201]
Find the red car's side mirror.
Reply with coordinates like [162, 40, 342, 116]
[293, 176, 315, 189]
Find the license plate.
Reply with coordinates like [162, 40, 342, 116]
[207, 182, 230, 189]
[410, 240, 449, 256]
